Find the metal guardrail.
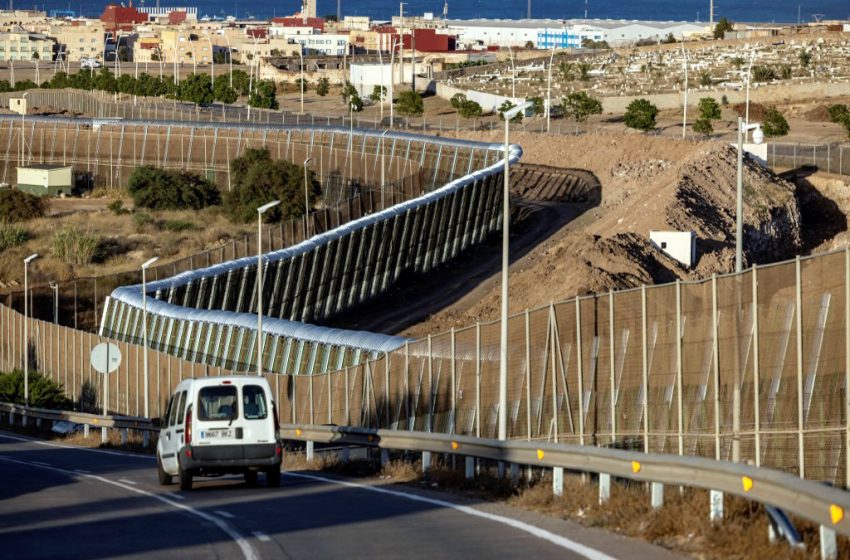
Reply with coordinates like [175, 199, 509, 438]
[0, 402, 154, 431]
[280, 423, 850, 545]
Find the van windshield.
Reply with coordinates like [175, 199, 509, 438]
[198, 386, 238, 421]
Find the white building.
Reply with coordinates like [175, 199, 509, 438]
[138, 6, 199, 22]
[295, 33, 350, 56]
[441, 18, 704, 48]
[649, 231, 696, 268]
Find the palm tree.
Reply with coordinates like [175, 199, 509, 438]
[578, 62, 591, 81]
[558, 61, 575, 82]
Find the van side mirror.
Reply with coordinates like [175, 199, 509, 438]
[151, 418, 163, 428]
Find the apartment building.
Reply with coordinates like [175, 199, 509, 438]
[0, 31, 54, 61]
[49, 21, 104, 61]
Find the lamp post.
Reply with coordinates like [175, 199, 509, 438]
[507, 44, 516, 99]
[256, 201, 280, 377]
[20, 91, 28, 165]
[681, 43, 688, 139]
[380, 129, 389, 209]
[498, 101, 533, 443]
[48, 281, 58, 324]
[546, 46, 555, 132]
[222, 32, 233, 88]
[744, 50, 755, 141]
[298, 48, 305, 114]
[204, 30, 214, 82]
[141, 256, 159, 418]
[23, 253, 39, 406]
[389, 36, 398, 128]
[399, 2, 406, 86]
[303, 157, 312, 235]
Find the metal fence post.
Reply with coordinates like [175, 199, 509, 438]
[451, 328, 456, 435]
[676, 281, 684, 456]
[795, 256, 805, 479]
[641, 285, 649, 453]
[475, 322, 481, 439]
[575, 298, 585, 446]
[753, 265, 762, 467]
[609, 290, 617, 446]
[525, 310, 531, 440]
[712, 275, 721, 461]
[846, 248, 850, 488]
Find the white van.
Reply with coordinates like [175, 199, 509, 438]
[156, 376, 282, 490]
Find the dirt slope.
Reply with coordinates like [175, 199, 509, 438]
[403, 131, 801, 337]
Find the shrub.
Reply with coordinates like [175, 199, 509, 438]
[698, 97, 721, 121]
[127, 166, 220, 211]
[52, 226, 103, 265]
[0, 189, 46, 222]
[0, 370, 71, 409]
[450, 93, 467, 109]
[828, 104, 849, 124]
[713, 17, 734, 39]
[751, 65, 776, 83]
[0, 223, 27, 251]
[316, 77, 330, 96]
[133, 211, 155, 230]
[162, 219, 199, 232]
[248, 79, 279, 109]
[623, 98, 658, 131]
[224, 147, 321, 224]
[395, 90, 424, 117]
[562, 91, 602, 123]
[762, 107, 790, 137]
[458, 99, 483, 119]
[692, 118, 713, 135]
[108, 199, 129, 215]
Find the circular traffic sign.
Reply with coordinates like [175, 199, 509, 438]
[90, 342, 122, 374]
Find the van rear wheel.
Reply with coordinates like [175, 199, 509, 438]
[178, 465, 193, 491]
[266, 467, 281, 488]
[157, 455, 173, 485]
[244, 470, 258, 486]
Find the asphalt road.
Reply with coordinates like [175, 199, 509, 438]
[0, 431, 683, 560]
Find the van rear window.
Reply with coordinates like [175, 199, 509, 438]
[243, 385, 268, 420]
[198, 386, 238, 421]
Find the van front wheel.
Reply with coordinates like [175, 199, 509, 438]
[266, 467, 281, 488]
[178, 465, 193, 491]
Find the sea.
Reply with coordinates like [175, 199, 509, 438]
[33, 0, 850, 25]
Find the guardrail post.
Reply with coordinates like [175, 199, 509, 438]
[83, 423, 89, 438]
[9, 411, 13, 425]
[306, 441, 315, 462]
[510, 463, 519, 485]
[820, 526, 837, 560]
[380, 449, 389, 467]
[22, 414, 27, 427]
[341, 447, 350, 463]
[121, 429, 128, 445]
[36, 417, 41, 428]
[465, 457, 475, 480]
[552, 467, 564, 496]
[599, 473, 611, 504]
[101, 427, 107, 444]
[143, 431, 149, 448]
[710, 490, 724, 522]
[650, 482, 664, 509]
[422, 451, 431, 474]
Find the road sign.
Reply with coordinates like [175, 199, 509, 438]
[90, 342, 122, 374]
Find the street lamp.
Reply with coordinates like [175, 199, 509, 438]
[735, 118, 763, 273]
[681, 43, 688, 139]
[389, 36, 398, 128]
[298, 48, 305, 114]
[23, 253, 39, 406]
[744, 50, 755, 140]
[380, 129, 390, 209]
[141, 256, 159, 418]
[48, 281, 58, 324]
[498, 100, 533, 444]
[220, 31, 233, 88]
[256, 200, 281, 378]
[546, 46, 555, 132]
[507, 44, 516, 99]
[303, 157, 312, 235]
[204, 30, 214, 82]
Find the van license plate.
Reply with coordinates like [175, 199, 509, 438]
[203, 429, 233, 439]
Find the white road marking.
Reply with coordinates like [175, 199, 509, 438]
[167, 492, 186, 500]
[0, 455, 257, 560]
[0, 432, 155, 460]
[215, 510, 236, 519]
[286, 472, 618, 560]
[118, 478, 137, 485]
[75, 469, 92, 474]
[30, 461, 51, 467]
[252, 531, 271, 542]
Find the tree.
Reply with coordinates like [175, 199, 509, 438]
[223, 147, 320, 224]
[395, 90, 424, 117]
[127, 166, 220, 211]
[458, 99, 482, 120]
[561, 91, 602, 127]
[213, 74, 238, 103]
[799, 50, 811, 68]
[92, 67, 117, 93]
[661, 32, 677, 44]
[369, 85, 387, 104]
[527, 96, 545, 116]
[340, 80, 358, 104]
[692, 118, 713, 135]
[230, 69, 250, 95]
[623, 98, 658, 131]
[117, 46, 130, 62]
[450, 92, 467, 109]
[316, 77, 330, 96]
[558, 61, 575, 82]
[578, 62, 591, 81]
[828, 104, 849, 124]
[248, 79, 279, 109]
[348, 93, 364, 112]
[524, 40, 534, 49]
[698, 97, 721, 120]
[498, 100, 523, 123]
[698, 71, 712, 87]
[714, 17, 734, 39]
[762, 107, 789, 137]
[177, 73, 214, 105]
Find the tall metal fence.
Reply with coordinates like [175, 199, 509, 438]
[4, 247, 850, 486]
[768, 142, 850, 175]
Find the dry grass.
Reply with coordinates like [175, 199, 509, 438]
[0, 203, 254, 288]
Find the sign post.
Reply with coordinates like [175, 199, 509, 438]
[90, 342, 122, 444]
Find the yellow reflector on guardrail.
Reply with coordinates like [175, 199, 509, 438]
[451, 441, 458, 450]
[831, 504, 844, 525]
[742, 476, 753, 492]
[295, 428, 302, 436]
[631, 461, 641, 473]
[537, 449, 545, 460]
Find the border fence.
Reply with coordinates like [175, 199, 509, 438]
[768, 142, 850, 175]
